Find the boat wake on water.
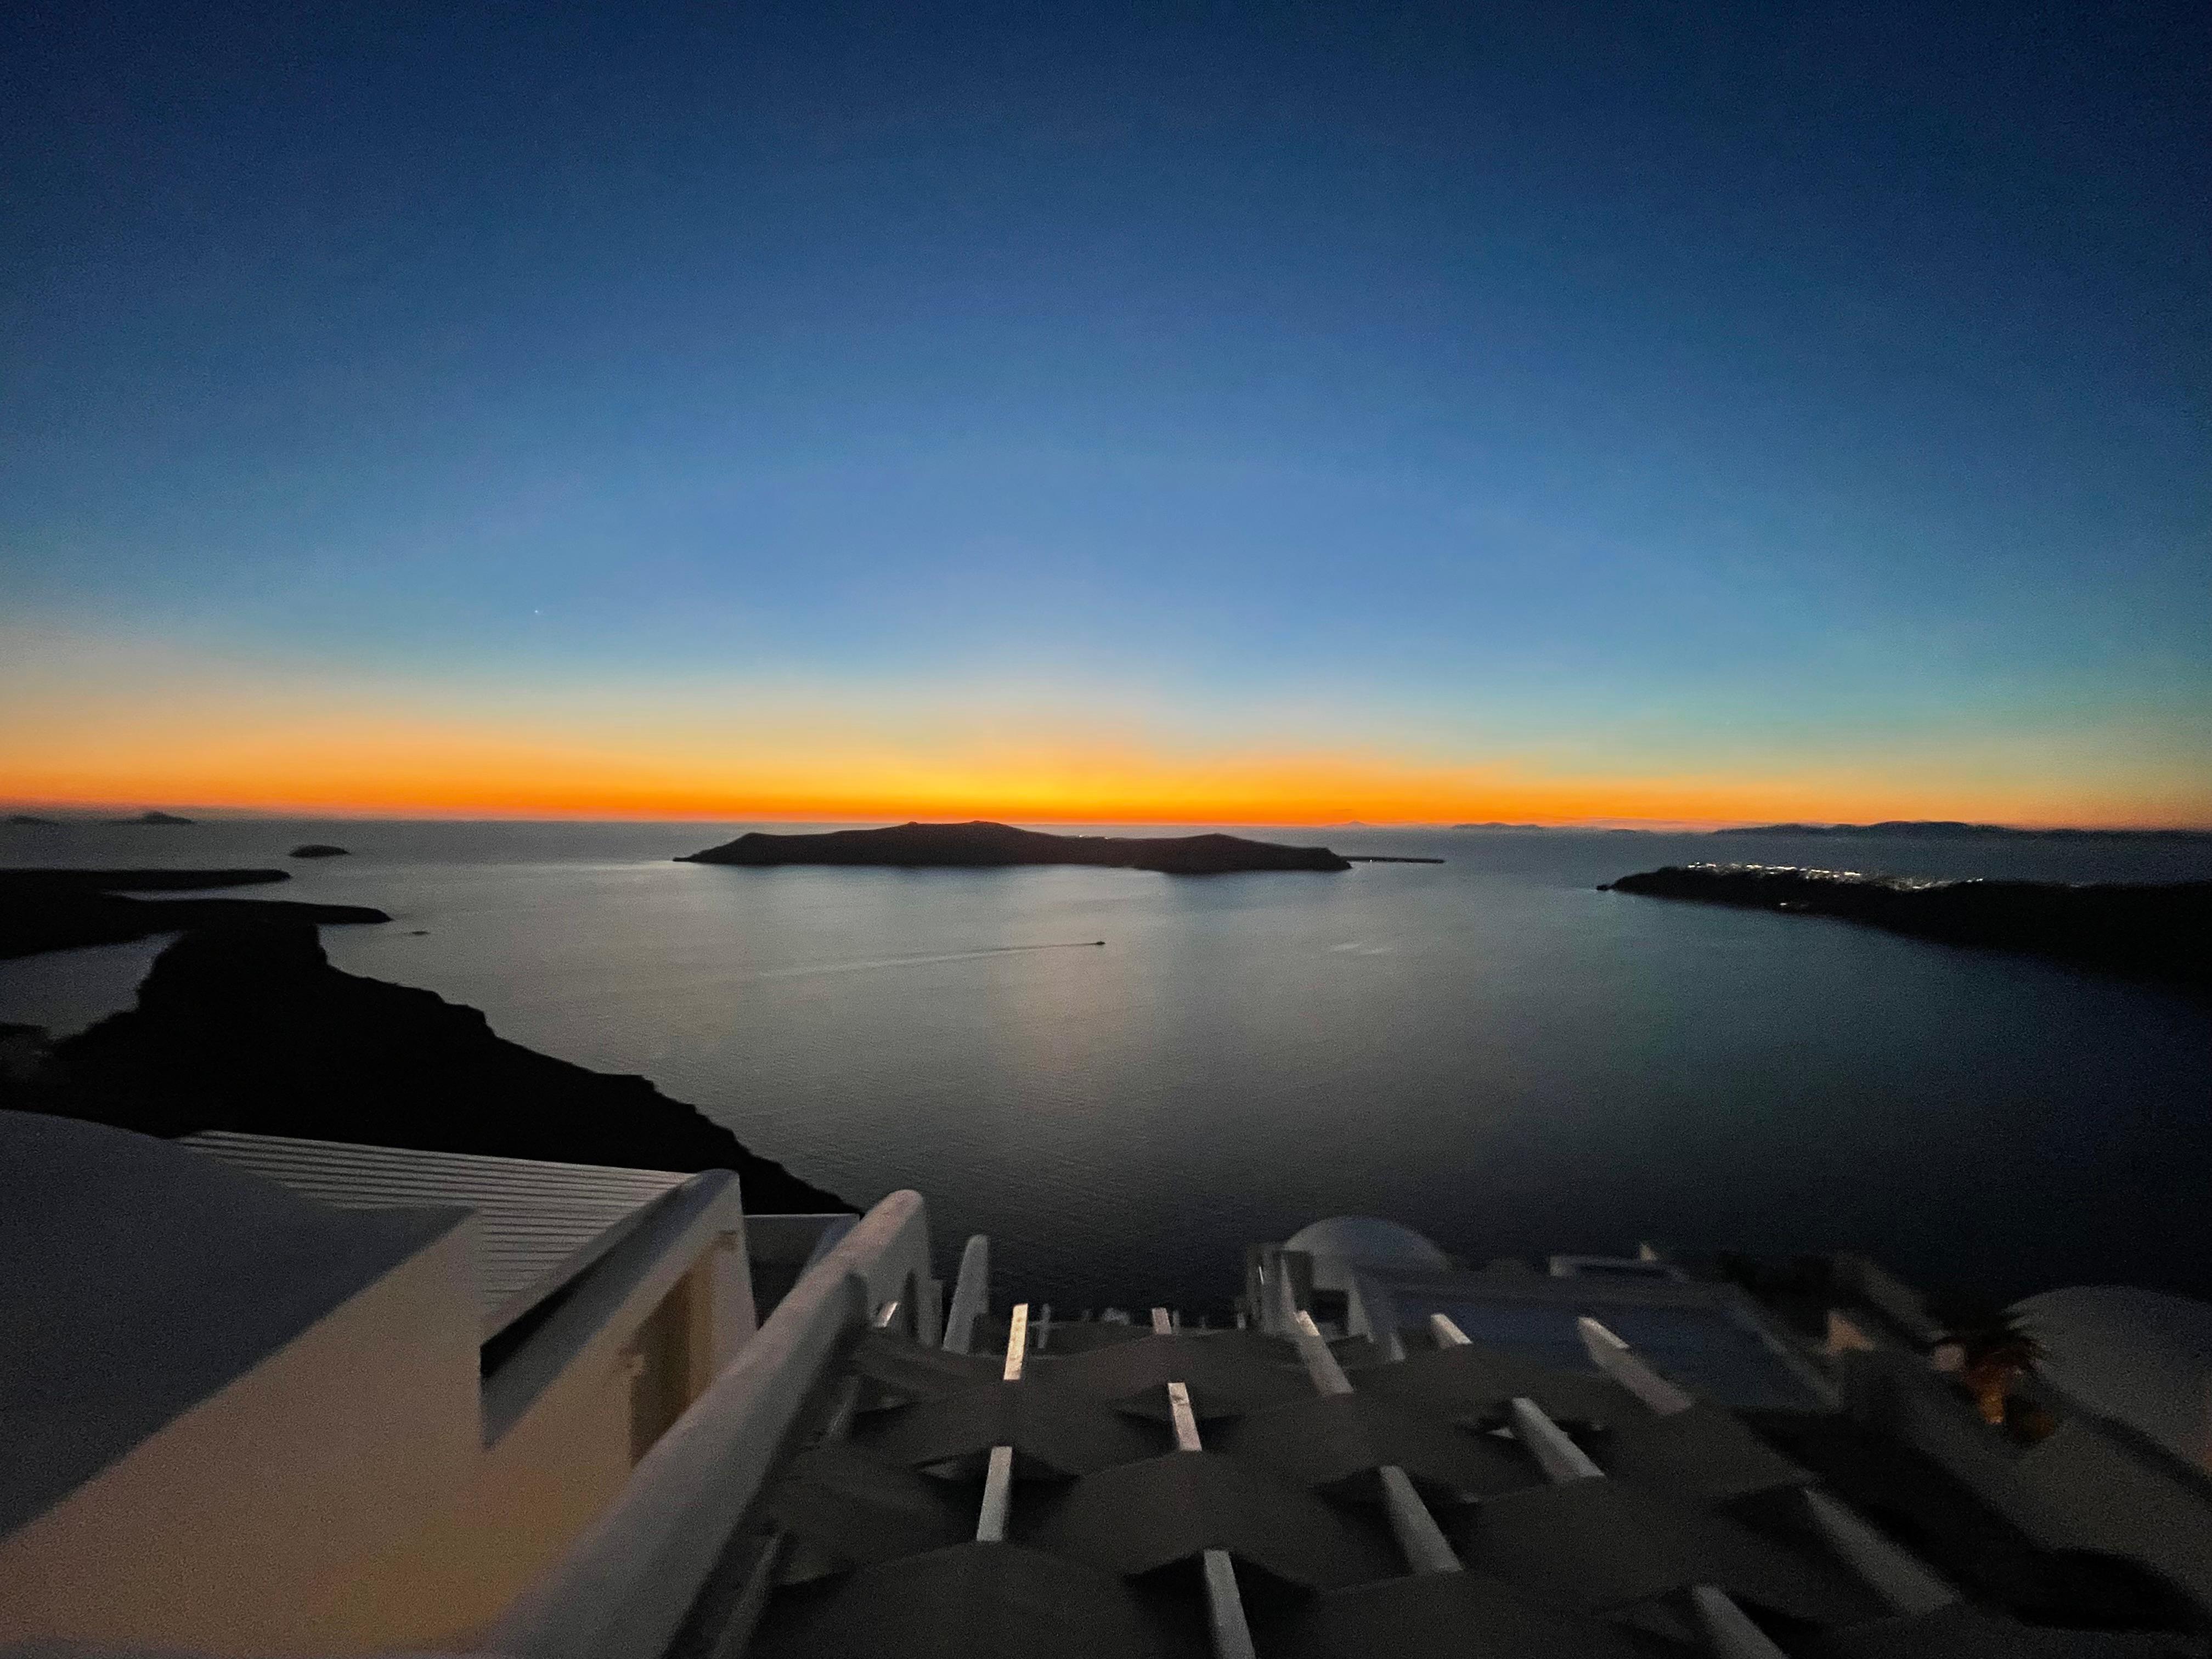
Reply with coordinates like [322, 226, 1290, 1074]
[753, 940, 1107, 979]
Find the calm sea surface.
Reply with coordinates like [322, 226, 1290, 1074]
[5, 820, 2209, 1311]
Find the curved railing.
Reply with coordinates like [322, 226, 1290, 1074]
[484, 1189, 936, 1659]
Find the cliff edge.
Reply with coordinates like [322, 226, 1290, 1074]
[14, 924, 850, 1212]
[1604, 862, 2212, 988]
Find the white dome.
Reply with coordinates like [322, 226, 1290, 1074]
[2012, 1285, 2212, 1470]
[1284, 1216, 1448, 1291]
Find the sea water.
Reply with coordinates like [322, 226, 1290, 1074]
[4, 819, 2208, 1310]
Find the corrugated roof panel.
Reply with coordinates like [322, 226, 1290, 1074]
[182, 1132, 692, 1338]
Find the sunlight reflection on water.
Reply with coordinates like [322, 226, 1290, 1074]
[3, 819, 2208, 1310]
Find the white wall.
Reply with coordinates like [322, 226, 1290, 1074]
[290, 1192, 751, 1651]
[0, 1218, 482, 1655]
[0, 1181, 759, 1657]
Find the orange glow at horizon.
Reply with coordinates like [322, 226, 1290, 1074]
[5, 628, 2205, 831]
[4, 727, 2200, 831]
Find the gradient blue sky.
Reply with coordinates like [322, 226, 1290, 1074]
[4, 2, 2207, 822]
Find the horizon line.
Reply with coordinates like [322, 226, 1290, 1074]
[7, 803, 2212, 836]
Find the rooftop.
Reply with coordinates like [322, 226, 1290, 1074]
[0, 1110, 466, 1537]
[182, 1131, 692, 1338]
[9, 1137, 2210, 1659]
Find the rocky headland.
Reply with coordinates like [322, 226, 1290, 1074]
[2, 868, 291, 891]
[7, 922, 849, 1211]
[1602, 862, 2212, 988]
[680, 819, 1354, 874]
[0, 868, 387, 958]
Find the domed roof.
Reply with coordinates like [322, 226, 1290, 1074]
[2012, 1284, 2212, 1470]
[1284, 1216, 1448, 1291]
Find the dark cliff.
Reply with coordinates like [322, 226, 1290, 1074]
[17, 923, 851, 1212]
[1603, 862, 2212, 988]
[680, 820, 1353, 874]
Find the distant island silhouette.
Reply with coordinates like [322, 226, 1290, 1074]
[108, 810, 195, 826]
[289, 843, 351, 859]
[7, 815, 61, 826]
[679, 820, 1354, 874]
[0, 868, 386, 959]
[1602, 862, 2211, 988]
[1716, 820, 2212, 841]
[1450, 823, 1651, 834]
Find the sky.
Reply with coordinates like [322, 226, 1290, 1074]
[3, 2, 2207, 826]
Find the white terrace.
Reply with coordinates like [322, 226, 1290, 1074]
[4, 1111, 2210, 1659]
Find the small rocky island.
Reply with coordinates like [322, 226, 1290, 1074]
[680, 819, 1354, 874]
[289, 843, 351, 859]
[1604, 862, 2212, 988]
[109, 810, 195, 825]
